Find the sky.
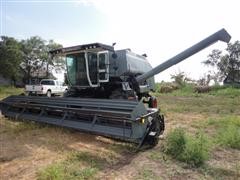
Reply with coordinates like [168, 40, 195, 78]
[1, 0, 240, 82]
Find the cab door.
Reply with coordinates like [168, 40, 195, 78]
[86, 52, 98, 87]
[98, 51, 109, 83]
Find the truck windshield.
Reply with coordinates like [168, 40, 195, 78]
[66, 53, 89, 86]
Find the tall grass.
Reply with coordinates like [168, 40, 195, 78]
[179, 133, 209, 167]
[155, 82, 240, 97]
[165, 128, 186, 158]
[170, 84, 196, 96]
[217, 124, 240, 149]
[0, 86, 24, 99]
[209, 86, 240, 97]
[164, 128, 209, 167]
[206, 116, 240, 149]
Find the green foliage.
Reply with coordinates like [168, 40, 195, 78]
[155, 82, 197, 96]
[170, 84, 195, 96]
[38, 164, 65, 180]
[206, 116, 240, 128]
[165, 128, 209, 167]
[179, 133, 209, 167]
[165, 128, 186, 158]
[206, 116, 240, 149]
[0, 36, 63, 85]
[155, 82, 240, 98]
[0, 36, 23, 83]
[203, 41, 240, 82]
[217, 124, 240, 149]
[0, 86, 24, 100]
[209, 86, 240, 97]
[21, 36, 63, 82]
[37, 151, 107, 180]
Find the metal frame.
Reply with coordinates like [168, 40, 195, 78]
[0, 96, 159, 144]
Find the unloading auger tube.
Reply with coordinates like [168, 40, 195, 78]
[0, 29, 231, 149]
[136, 28, 231, 84]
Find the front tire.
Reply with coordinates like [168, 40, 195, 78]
[146, 114, 165, 146]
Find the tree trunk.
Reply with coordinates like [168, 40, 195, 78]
[46, 61, 49, 78]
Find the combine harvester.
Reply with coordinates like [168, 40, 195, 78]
[0, 29, 231, 148]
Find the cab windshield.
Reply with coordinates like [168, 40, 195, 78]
[66, 52, 98, 86]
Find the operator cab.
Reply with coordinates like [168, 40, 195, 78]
[50, 43, 113, 88]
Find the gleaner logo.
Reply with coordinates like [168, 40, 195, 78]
[122, 82, 132, 91]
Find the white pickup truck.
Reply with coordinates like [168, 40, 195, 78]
[25, 79, 68, 97]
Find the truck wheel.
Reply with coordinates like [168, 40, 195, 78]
[47, 90, 51, 97]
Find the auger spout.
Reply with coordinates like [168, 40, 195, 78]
[136, 28, 231, 83]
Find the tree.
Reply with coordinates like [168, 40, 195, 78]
[45, 40, 63, 77]
[203, 41, 240, 82]
[0, 36, 23, 85]
[170, 71, 193, 87]
[20, 37, 63, 83]
[20, 36, 47, 83]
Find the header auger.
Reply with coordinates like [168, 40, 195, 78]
[0, 29, 231, 148]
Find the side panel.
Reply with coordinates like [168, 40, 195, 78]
[109, 49, 155, 91]
[126, 51, 152, 75]
[109, 50, 153, 77]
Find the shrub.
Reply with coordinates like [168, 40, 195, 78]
[165, 128, 186, 158]
[165, 128, 209, 167]
[179, 133, 209, 167]
[217, 124, 240, 149]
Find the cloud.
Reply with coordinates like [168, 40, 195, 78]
[72, 0, 239, 81]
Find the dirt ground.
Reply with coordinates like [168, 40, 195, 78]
[0, 94, 240, 179]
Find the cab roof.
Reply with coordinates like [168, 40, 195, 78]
[49, 43, 114, 55]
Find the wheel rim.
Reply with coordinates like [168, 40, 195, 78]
[47, 91, 51, 97]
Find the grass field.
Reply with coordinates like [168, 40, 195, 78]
[0, 86, 24, 100]
[0, 86, 239, 179]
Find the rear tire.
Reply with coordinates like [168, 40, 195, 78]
[46, 90, 51, 97]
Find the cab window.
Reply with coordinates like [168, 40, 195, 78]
[41, 80, 55, 85]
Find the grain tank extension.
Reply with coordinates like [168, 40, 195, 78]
[0, 29, 231, 148]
